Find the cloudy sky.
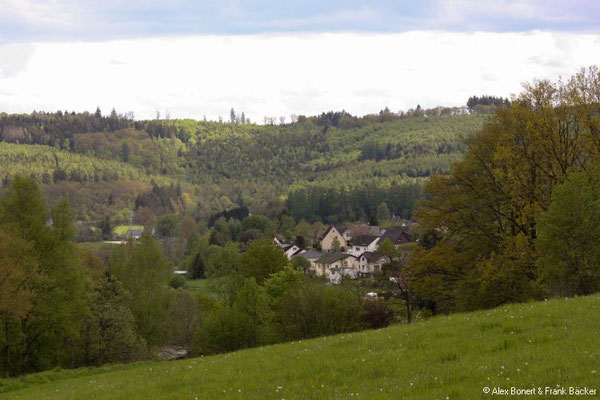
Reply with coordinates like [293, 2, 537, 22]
[0, 0, 599, 121]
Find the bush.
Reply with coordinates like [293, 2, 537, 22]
[169, 274, 186, 289]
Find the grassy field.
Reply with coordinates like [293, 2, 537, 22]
[1, 295, 598, 399]
[112, 225, 144, 237]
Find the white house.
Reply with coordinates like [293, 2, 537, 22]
[357, 251, 389, 277]
[281, 243, 301, 259]
[347, 235, 380, 257]
[341, 224, 384, 242]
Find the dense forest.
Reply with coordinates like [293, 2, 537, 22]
[0, 107, 487, 227]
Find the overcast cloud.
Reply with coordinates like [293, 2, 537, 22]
[0, 1, 598, 120]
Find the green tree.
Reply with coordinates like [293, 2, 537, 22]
[206, 242, 241, 277]
[291, 256, 311, 273]
[240, 239, 289, 284]
[98, 216, 112, 240]
[80, 272, 146, 365]
[195, 306, 256, 354]
[378, 239, 418, 322]
[241, 215, 274, 238]
[189, 252, 205, 279]
[331, 236, 341, 252]
[376, 202, 390, 223]
[537, 167, 600, 296]
[410, 67, 600, 312]
[110, 234, 171, 346]
[0, 176, 87, 375]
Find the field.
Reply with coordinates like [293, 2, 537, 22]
[112, 225, 144, 237]
[1, 294, 598, 399]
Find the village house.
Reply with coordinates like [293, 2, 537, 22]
[357, 251, 389, 277]
[314, 252, 358, 278]
[126, 228, 142, 240]
[341, 224, 384, 242]
[292, 250, 323, 273]
[347, 235, 380, 257]
[316, 226, 347, 253]
[281, 243, 302, 259]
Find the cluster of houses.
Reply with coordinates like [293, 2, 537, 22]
[276, 223, 413, 284]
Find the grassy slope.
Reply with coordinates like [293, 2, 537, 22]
[2, 295, 599, 399]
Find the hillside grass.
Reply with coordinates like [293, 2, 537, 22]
[1, 295, 598, 399]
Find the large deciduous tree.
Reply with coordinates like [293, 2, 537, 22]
[408, 66, 600, 312]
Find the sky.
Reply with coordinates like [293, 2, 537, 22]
[0, 0, 599, 121]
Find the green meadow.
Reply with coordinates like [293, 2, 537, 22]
[1, 294, 598, 399]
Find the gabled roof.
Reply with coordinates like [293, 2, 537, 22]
[315, 252, 355, 265]
[293, 250, 322, 260]
[351, 235, 379, 247]
[359, 251, 385, 262]
[289, 248, 303, 257]
[317, 225, 344, 241]
[380, 227, 411, 244]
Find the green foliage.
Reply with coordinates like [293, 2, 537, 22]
[410, 66, 600, 313]
[204, 242, 241, 278]
[537, 167, 600, 296]
[169, 274, 186, 289]
[0, 176, 88, 376]
[80, 272, 146, 365]
[166, 290, 202, 348]
[290, 256, 311, 273]
[276, 283, 364, 339]
[240, 239, 289, 284]
[0, 142, 170, 185]
[155, 214, 179, 238]
[194, 306, 257, 354]
[110, 235, 171, 346]
[189, 253, 205, 279]
[263, 267, 303, 299]
[241, 215, 274, 238]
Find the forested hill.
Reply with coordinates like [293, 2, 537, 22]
[0, 110, 487, 224]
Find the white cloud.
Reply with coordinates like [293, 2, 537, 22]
[0, 31, 599, 121]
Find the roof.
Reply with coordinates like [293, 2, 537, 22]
[315, 252, 355, 265]
[351, 235, 379, 247]
[127, 229, 142, 236]
[344, 224, 383, 238]
[316, 225, 344, 241]
[360, 251, 385, 262]
[369, 226, 384, 236]
[381, 227, 411, 244]
[293, 250, 322, 260]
